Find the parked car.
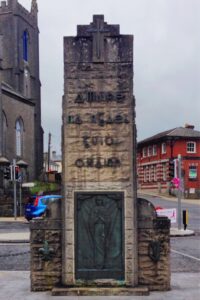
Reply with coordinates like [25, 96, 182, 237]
[24, 194, 62, 221]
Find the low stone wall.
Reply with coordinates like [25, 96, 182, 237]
[137, 198, 171, 291]
[0, 194, 14, 216]
[0, 188, 30, 216]
[30, 200, 62, 291]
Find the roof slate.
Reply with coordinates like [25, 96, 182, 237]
[138, 127, 200, 145]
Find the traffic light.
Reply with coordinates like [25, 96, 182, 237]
[3, 167, 11, 180]
[169, 159, 175, 178]
[15, 166, 19, 180]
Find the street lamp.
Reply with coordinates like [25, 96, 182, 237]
[16, 159, 28, 169]
[0, 156, 10, 166]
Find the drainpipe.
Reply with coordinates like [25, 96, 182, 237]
[0, 35, 3, 157]
[169, 138, 174, 160]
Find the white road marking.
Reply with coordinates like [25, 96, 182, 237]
[172, 249, 200, 261]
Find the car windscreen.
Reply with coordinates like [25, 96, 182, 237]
[40, 197, 61, 205]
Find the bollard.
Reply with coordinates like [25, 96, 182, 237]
[183, 209, 188, 230]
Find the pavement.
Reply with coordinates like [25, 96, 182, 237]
[0, 271, 200, 299]
[0, 217, 30, 243]
[137, 189, 200, 205]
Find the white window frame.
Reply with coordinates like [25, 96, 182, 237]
[148, 146, 152, 157]
[150, 165, 154, 182]
[153, 145, 157, 156]
[143, 147, 147, 158]
[162, 163, 167, 181]
[153, 165, 157, 181]
[148, 166, 151, 181]
[187, 142, 196, 153]
[161, 142, 166, 154]
[189, 165, 197, 179]
[144, 166, 148, 182]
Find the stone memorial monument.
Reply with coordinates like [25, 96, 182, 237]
[62, 14, 137, 287]
[30, 15, 170, 296]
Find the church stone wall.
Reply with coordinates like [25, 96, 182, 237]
[2, 92, 35, 180]
[0, 0, 43, 179]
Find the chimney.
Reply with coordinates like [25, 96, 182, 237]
[185, 124, 195, 130]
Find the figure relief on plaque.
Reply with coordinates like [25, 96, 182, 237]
[76, 192, 124, 279]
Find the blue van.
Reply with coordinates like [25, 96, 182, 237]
[24, 194, 62, 221]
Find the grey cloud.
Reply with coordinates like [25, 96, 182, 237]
[19, 0, 200, 150]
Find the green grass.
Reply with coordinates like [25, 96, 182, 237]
[30, 181, 60, 195]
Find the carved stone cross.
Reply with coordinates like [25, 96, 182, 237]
[87, 15, 109, 62]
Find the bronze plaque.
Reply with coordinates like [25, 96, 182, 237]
[75, 192, 124, 280]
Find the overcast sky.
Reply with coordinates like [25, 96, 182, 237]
[19, 0, 199, 153]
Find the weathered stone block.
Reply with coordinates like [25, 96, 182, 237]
[64, 62, 133, 80]
[31, 271, 62, 291]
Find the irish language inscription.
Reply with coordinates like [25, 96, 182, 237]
[66, 90, 130, 170]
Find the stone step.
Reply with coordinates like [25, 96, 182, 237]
[52, 286, 149, 296]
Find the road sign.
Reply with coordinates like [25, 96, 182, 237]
[17, 173, 23, 183]
[156, 208, 177, 223]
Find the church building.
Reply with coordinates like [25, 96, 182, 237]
[0, 0, 43, 185]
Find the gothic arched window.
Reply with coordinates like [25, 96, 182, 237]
[16, 118, 24, 157]
[23, 30, 28, 61]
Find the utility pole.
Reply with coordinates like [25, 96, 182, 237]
[13, 159, 17, 220]
[177, 154, 182, 230]
[47, 132, 51, 173]
[0, 35, 3, 158]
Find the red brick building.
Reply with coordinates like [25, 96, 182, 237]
[137, 125, 200, 198]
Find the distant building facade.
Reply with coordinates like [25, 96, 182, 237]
[0, 0, 43, 184]
[43, 151, 62, 174]
[137, 124, 200, 199]
[43, 151, 62, 183]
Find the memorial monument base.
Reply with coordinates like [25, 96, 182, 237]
[30, 197, 171, 293]
[52, 286, 149, 296]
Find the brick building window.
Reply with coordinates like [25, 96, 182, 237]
[162, 163, 167, 181]
[153, 165, 157, 181]
[153, 145, 157, 156]
[161, 143, 166, 154]
[150, 165, 154, 181]
[143, 147, 147, 157]
[187, 142, 196, 153]
[144, 166, 148, 182]
[148, 146, 152, 157]
[148, 166, 151, 181]
[189, 166, 197, 179]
